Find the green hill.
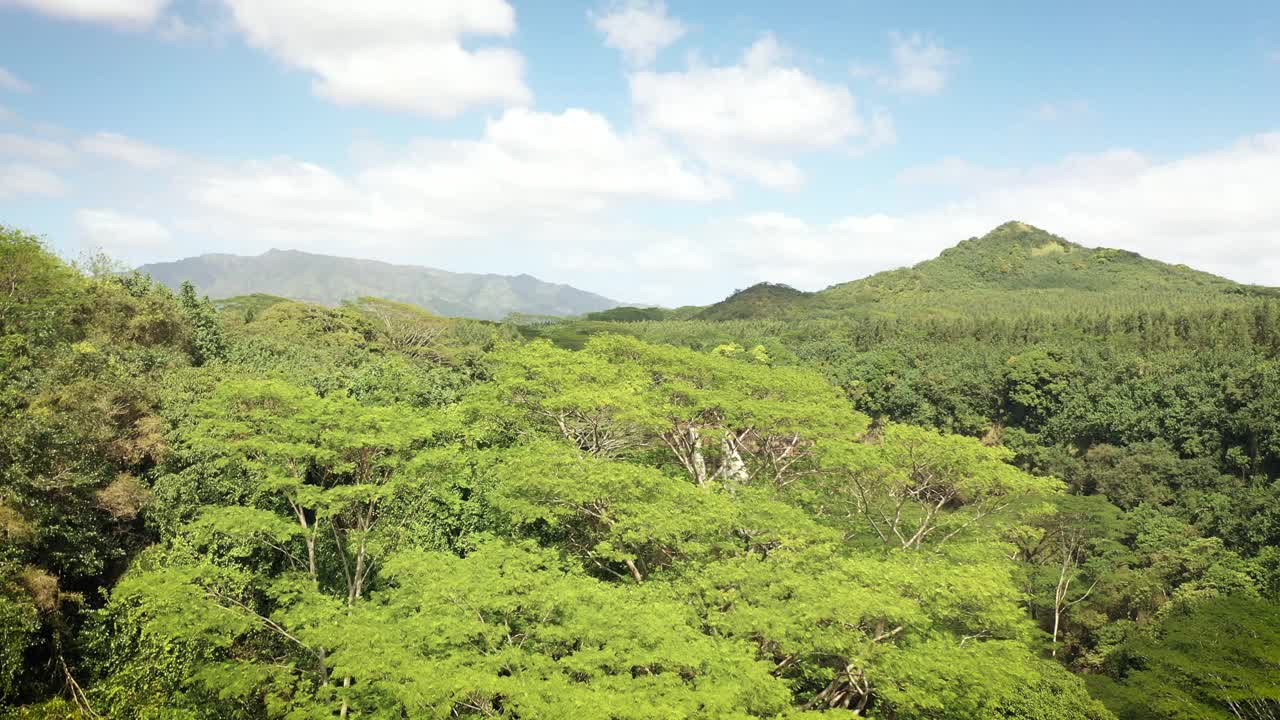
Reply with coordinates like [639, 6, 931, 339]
[693, 283, 812, 321]
[696, 222, 1271, 321]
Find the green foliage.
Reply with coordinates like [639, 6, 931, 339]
[214, 293, 291, 323]
[1093, 598, 1280, 720]
[822, 423, 1062, 549]
[0, 590, 39, 700]
[178, 282, 227, 366]
[330, 541, 793, 719]
[696, 283, 812, 321]
[491, 441, 738, 580]
[2, 222, 1275, 719]
[0, 226, 85, 347]
[693, 222, 1257, 323]
[583, 306, 675, 322]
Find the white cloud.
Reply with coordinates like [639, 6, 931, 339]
[76, 208, 172, 259]
[219, 0, 530, 116]
[557, 234, 712, 274]
[630, 33, 874, 188]
[702, 131, 1280, 291]
[183, 107, 725, 249]
[552, 133, 1280, 302]
[80, 132, 181, 169]
[0, 162, 66, 198]
[156, 13, 211, 43]
[591, 0, 687, 66]
[860, 108, 897, 153]
[0, 106, 13, 122]
[631, 236, 713, 271]
[0, 0, 169, 25]
[887, 32, 953, 94]
[633, 35, 858, 149]
[0, 67, 31, 92]
[0, 132, 76, 164]
[852, 32, 955, 95]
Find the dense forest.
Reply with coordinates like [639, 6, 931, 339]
[2, 222, 1278, 719]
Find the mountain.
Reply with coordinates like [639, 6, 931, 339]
[695, 222, 1272, 321]
[137, 249, 620, 321]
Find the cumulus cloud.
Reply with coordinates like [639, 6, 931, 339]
[156, 14, 212, 43]
[591, 0, 687, 66]
[0, 0, 169, 25]
[630, 33, 876, 188]
[0, 162, 66, 198]
[852, 32, 955, 95]
[76, 208, 172, 259]
[886, 32, 953, 94]
[0, 67, 31, 92]
[51, 123, 1280, 303]
[701, 132, 1280, 292]
[218, 0, 530, 117]
[544, 132, 1280, 302]
[183, 107, 725, 249]
[80, 132, 182, 169]
[5, 2, 530, 116]
[558, 234, 712, 274]
[633, 35, 857, 148]
[0, 132, 75, 164]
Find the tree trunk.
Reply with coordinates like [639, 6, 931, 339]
[720, 432, 749, 485]
[625, 558, 643, 584]
[1051, 547, 1073, 658]
[689, 426, 708, 487]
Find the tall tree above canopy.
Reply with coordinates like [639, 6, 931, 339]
[467, 336, 868, 488]
[823, 423, 1062, 549]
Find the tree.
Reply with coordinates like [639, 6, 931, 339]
[491, 440, 737, 583]
[323, 541, 794, 719]
[583, 334, 865, 488]
[106, 378, 436, 717]
[827, 423, 1061, 549]
[1014, 494, 1126, 657]
[178, 281, 227, 366]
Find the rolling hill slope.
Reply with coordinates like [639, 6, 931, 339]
[694, 222, 1272, 321]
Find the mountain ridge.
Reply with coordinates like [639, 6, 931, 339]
[138, 248, 620, 321]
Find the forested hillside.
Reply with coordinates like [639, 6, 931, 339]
[3, 223, 1278, 720]
[696, 222, 1275, 321]
[138, 249, 620, 321]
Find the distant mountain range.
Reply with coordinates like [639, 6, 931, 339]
[138, 223, 1275, 324]
[137, 249, 620, 321]
[692, 222, 1276, 321]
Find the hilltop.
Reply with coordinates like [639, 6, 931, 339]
[694, 222, 1270, 321]
[138, 249, 619, 321]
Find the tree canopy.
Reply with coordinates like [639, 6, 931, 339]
[2, 224, 1276, 720]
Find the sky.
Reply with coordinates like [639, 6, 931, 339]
[1, 0, 1278, 306]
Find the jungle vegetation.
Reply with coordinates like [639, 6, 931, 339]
[2, 222, 1277, 719]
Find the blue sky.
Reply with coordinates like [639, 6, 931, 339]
[1, 0, 1278, 305]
